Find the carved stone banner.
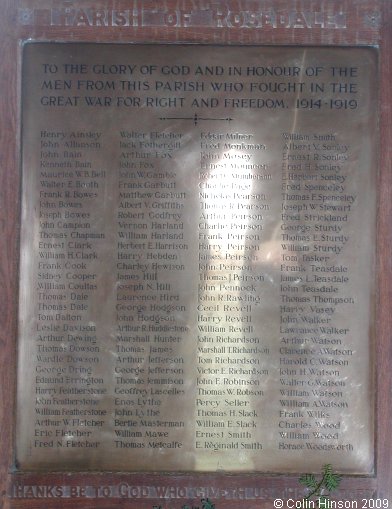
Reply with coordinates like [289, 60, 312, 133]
[16, 43, 377, 475]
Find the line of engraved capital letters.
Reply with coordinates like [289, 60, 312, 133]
[18, 7, 347, 29]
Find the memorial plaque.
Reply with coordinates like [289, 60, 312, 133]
[17, 43, 377, 474]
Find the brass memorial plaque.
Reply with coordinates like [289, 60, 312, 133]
[17, 43, 377, 474]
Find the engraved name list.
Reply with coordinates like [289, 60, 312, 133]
[16, 43, 377, 474]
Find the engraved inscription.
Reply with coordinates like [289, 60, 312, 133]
[18, 8, 347, 30]
[17, 44, 377, 473]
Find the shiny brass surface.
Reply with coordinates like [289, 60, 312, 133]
[17, 43, 377, 473]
